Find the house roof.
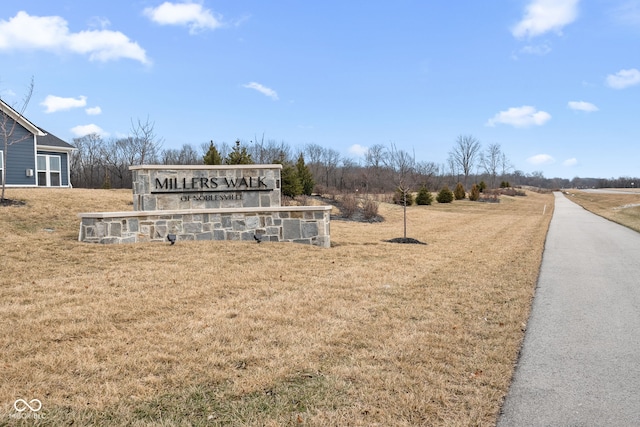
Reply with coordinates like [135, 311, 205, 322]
[0, 98, 44, 136]
[37, 127, 74, 151]
[1, 98, 74, 151]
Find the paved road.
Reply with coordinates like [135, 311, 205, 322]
[498, 192, 640, 426]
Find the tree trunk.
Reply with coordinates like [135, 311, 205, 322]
[403, 191, 407, 239]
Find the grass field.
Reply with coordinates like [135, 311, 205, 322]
[1, 188, 553, 426]
[563, 189, 640, 233]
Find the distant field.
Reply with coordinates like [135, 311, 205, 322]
[0, 188, 553, 426]
[564, 190, 640, 233]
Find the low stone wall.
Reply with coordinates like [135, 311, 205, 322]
[78, 206, 331, 248]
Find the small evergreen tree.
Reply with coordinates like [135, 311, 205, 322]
[203, 141, 222, 165]
[436, 186, 454, 203]
[478, 181, 487, 192]
[225, 140, 254, 165]
[469, 183, 480, 201]
[295, 153, 315, 195]
[280, 162, 302, 198]
[454, 182, 466, 200]
[393, 187, 414, 206]
[415, 185, 433, 205]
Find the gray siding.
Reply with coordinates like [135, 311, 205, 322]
[2, 124, 36, 186]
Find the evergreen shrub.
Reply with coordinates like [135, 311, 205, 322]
[436, 186, 454, 203]
[469, 184, 480, 201]
[454, 182, 466, 200]
[280, 162, 302, 198]
[415, 186, 433, 205]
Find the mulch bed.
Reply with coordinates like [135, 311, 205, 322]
[0, 198, 26, 207]
[311, 196, 426, 244]
[384, 237, 427, 245]
[312, 195, 385, 223]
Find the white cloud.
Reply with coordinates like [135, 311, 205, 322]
[243, 82, 278, 100]
[86, 106, 102, 115]
[0, 11, 149, 64]
[349, 144, 368, 157]
[41, 95, 87, 113]
[527, 154, 555, 165]
[512, 0, 580, 38]
[486, 106, 551, 128]
[144, 2, 224, 34]
[606, 68, 640, 89]
[87, 16, 111, 30]
[67, 30, 149, 63]
[568, 101, 598, 112]
[520, 43, 552, 55]
[71, 124, 107, 137]
[563, 158, 578, 166]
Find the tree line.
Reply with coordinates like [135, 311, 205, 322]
[70, 126, 639, 194]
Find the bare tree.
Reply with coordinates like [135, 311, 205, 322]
[415, 160, 439, 189]
[249, 134, 291, 163]
[500, 152, 513, 178]
[303, 143, 324, 184]
[303, 143, 324, 165]
[92, 118, 164, 188]
[446, 154, 459, 186]
[129, 116, 163, 165]
[387, 143, 415, 239]
[364, 143, 387, 192]
[480, 143, 502, 189]
[101, 137, 131, 188]
[321, 148, 341, 188]
[161, 143, 200, 165]
[70, 133, 105, 187]
[1, 77, 34, 201]
[449, 134, 481, 187]
[527, 171, 546, 188]
[338, 158, 359, 191]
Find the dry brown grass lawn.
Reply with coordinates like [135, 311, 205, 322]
[564, 190, 640, 233]
[0, 188, 553, 426]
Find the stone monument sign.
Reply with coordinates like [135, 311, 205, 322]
[78, 164, 331, 247]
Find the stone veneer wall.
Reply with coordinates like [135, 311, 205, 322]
[78, 206, 331, 248]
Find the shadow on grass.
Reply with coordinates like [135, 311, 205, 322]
[10, 373, 349, 426]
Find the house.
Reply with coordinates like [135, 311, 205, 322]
[0, 99, 74, 187]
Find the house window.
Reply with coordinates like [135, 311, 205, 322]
[37, 154, 61, 187]
[0, 151, 3, 185]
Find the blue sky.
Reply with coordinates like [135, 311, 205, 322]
[0, 0, 638, 179]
